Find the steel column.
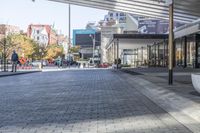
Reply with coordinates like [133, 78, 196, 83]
[168, 0, 174, 85]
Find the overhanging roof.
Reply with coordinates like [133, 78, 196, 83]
[113, 34, 168, 39]
[48, 0, 200, 23]
[105, 34, 167, 49]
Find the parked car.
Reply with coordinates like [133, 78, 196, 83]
[31, 61, 41, 67]
[99, 63, 110, 68]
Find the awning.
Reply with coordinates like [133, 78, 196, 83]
[48, 0, 200, 23]
[105, 34, 168, 49]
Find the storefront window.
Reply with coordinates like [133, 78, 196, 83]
[196, 34, 200, 68]
[175, 38, 184, 67]
[186, 36, 196, 68]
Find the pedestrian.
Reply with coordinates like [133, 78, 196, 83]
[57, 56, 62, 68]
[11, 50, 19, 72]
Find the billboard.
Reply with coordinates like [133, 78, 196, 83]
[138, 19, 184, 34]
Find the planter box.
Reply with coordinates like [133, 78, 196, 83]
[191, 74, 200, 94]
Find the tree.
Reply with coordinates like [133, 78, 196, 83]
[0, 34, 38, 60]
[69, 46, 80, 53]
[45, 44, 64, 60]
[11, 34, 38, 59]
[0, 35, 18, 60]
[68, 46, 81, 61]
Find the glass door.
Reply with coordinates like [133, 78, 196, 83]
[186, 37, 196, 68]
[196, 34, 200, 68]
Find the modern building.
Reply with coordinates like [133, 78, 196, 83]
[27, 24, 57, 47]
[73, 29, 101, 60]
[100, 13, 139, 63]
[0, 24, 20, 40]
[104, 18, 200, 69]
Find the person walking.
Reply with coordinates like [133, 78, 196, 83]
[57, 56, 62, 68]
[11, 50, 19, 72]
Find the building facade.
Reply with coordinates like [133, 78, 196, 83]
[104, 11, 126, 24]
[57, 34, 69, 54]
[73, 29, 101, 60]
[27, 24, 57, 46]
[0, 24, 20, 40]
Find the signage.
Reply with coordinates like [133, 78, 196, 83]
[138, 19, 184, 34]
[138, 20, 158, 34]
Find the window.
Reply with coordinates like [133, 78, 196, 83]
[37, 36, 39, 41]
[110, 13, 113, 17]
[37, 30, 40, 34]
[120, 13, 125, 16]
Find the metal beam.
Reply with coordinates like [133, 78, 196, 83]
[48, 0, 199, 23]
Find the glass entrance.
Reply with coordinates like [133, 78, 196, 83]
[186, 36, 196, 68]
[196, 34, 200, 68]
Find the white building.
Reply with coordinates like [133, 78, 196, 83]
[104, 11, 126, 24]
[27, 25, 52, 47]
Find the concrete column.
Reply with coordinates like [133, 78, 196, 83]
[114, 41, 116, 63]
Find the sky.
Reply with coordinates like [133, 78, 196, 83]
[0, 0, 108, 36]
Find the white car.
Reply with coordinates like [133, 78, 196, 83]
[31, 61, 41, 67]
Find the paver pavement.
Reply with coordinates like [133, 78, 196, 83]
[0, 69, 192, 133]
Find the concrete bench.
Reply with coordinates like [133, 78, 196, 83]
[191, 74, 200, 94]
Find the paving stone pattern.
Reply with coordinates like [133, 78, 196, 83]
[0, 70, 192, 133]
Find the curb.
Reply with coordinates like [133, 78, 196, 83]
[0, 71, 41, 78]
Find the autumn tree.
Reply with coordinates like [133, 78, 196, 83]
[45, 44, 64, 60]
[0, 35, 18, 59]
[69, 45, 80, 53]
[0, 34, 39, 60]
[68, 46, 81, 61]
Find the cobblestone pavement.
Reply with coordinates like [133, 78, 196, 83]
[0, 69, 192, 133]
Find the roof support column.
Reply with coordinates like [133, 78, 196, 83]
[168, 0, 174, 85]
[116, 39, 119, 69]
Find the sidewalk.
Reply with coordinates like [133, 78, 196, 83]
[119, 69, 200, 133]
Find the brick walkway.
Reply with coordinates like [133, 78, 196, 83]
[0, 70, 192, 133]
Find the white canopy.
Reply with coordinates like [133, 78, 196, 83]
[48, 0, 200, 23]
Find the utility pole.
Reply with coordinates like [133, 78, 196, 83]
[68, 4, 71, 48]
[92, 35, 95, 64]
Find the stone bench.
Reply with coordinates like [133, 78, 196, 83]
[191, 74, 200, 94]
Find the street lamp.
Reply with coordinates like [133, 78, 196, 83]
[89, 34, 95, 65]
[39, 48, 43, 68]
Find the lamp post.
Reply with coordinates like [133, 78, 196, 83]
[2, 38, 7, 72]
[39, 48, 43, 69]
[89, 34, 95, 64]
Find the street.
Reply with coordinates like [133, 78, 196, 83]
[0, 69, 192, 133]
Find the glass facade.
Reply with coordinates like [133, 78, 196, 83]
[120, 34, 200, 69]
[146, 34, 200, 68]
[122, 47, 147, 67]
[148, 41, 168, 67]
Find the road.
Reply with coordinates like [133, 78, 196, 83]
[0, 69, 192, 133]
